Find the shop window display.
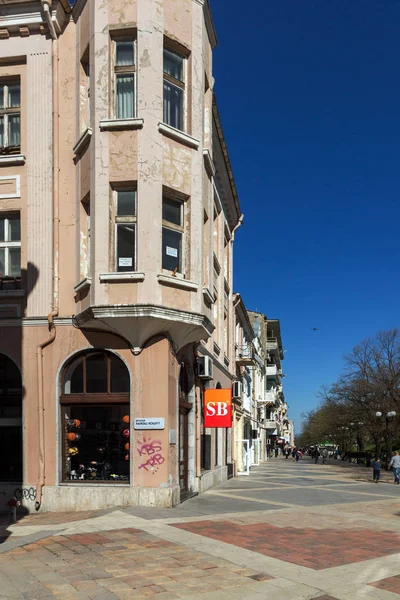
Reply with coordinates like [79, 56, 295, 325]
[61, 351, 130, 483]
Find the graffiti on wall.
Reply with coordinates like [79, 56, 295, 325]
[137, 438, 165, 473]
[0, 487, 36, 501]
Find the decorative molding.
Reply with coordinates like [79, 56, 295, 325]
[158, 122, 200, 150]
[0, 175, 20, 198]
[74, 277, 91, 293]
[157, 274, 199, 292]
[203, 148, 215, 177]
[0, 154, 25, 166]
[73, 127, 92, 156]
[99, 272, 145, 283]
[0, 317, 73, 327]
[99, 118, 144, 131]
[202, 286, 214, 305]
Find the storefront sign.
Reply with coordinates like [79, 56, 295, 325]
[134, 418, 165, 430]
[204, 389, 232, 428]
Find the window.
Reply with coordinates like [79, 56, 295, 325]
[80, 49, 90, 132]
[162, 196, 183, 272]
[0, 213, 21, 278]
[80, 200, 90, 279]
[0, 81, 20, 150]
[61, 351, 130, 483]
[163, 48, 185, 130]
[114, 189, 136, 272]
[114, 39, 135, 119]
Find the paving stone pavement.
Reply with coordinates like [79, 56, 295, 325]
[1, 457, 400, 599]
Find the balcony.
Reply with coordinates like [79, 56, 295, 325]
[267, 337, 278, 351]
[258, 390, 276, 406]
[263, 419, 277, 430]
[235, 343, 255, 366]
[266, 364, 277, 376]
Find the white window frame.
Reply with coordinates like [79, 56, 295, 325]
[0, 213, 21, 278]
[0, 81, 21, 150]
[113, 189, 137, 272]
[113, 38, 137, 119]
[163, 46, 187, 132]
[162, 196, 185, 275]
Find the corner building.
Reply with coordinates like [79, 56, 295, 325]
[0, 0, 241, 511]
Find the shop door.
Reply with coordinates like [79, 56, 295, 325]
[235, 439, 250, 475]
[179, 402, 191, 496]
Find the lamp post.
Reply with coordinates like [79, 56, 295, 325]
[376, 411, 397, 470]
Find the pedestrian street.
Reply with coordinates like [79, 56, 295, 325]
[2, 458, 400, 599]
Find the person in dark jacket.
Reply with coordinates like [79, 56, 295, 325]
[314, 448, 320, 464]
[372, 457, 381, 482]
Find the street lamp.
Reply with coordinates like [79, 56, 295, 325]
[376, 411, 397, 470]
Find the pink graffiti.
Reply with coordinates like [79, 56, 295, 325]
[137, 439, 162, 457]
[137, 438, 165, 472]
[138, 454, 165, 471]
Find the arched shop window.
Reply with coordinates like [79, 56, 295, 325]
[61, 351, 130, 483]
[0, 354, 22, 481]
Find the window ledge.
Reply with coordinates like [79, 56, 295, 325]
[0, 289, 25, 297]
[202, 286, 214, 305]
[100, 118, 144, 131]
[157, 274, 199, 292]
[203, 148, 215, 177]
[99, 272, 145, 283]
[0, 154, 25, 166]
[158, 122, 200, 150]
[73, 127, 92, 156]
[74, 277, 91, 293]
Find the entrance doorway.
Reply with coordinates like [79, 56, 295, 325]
[0, 354, 22, 482]
[179, 364, 192, 499]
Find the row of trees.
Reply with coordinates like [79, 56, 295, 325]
[297, 329, 400, 467]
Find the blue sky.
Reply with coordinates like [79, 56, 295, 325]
[210, 0, 400, 432]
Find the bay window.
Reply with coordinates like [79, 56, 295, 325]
[114, 189, 136, 272]
[162, 196, 184, 273]
[163, 48, 185, 131]
[0, 80, 20, 150]
[0, 213, 21, 278]
[114, 39, 136, 119]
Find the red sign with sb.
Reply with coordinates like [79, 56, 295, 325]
[204, 389, 232, 428]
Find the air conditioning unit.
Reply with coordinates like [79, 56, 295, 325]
[197, 356, 213, 379]
[232, 380, 242, 398]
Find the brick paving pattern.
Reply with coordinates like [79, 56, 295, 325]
[369, 575, 400, 595]
[173, 519, 400, 569]
[0, 527, 274, 599]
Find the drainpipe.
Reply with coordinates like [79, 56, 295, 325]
[35, 12, 59, 511]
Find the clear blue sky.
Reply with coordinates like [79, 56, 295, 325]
[210, 0, 400, 432]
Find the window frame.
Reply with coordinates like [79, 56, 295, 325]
[113, 38, 137, 119]
[163, 46, 187, 132]
[162, 195, 185, 274]
[0, 79, 21, 151]
[0, 212, 21, 278]
[113, 188, 137, 273]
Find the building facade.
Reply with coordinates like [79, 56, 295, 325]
[0, 0, 242, 512]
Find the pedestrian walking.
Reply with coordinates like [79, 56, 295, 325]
[291, 448, 296, 461]
[389, 451, 400, 485]
[372, 457, 381, 483]
[285, 447, 290, 460]
[322, 448, 328, 464]
[295, 449, 300, 462]
[314, 448, 320, 464]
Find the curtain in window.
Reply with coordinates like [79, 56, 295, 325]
[0, 117, 4, 147]
[116, 76, 134, 119]
[8, 115, 20, 147]
[163, 81, 183, 130]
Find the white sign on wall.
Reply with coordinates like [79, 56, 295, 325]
[134, 418, 165, 430]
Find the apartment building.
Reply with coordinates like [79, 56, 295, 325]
[0, 0, 242, 512]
